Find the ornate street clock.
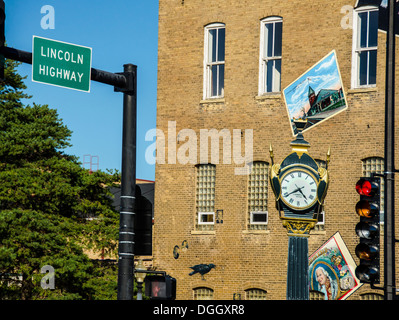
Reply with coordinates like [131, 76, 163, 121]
[269, 132, 329, 220]
[269, 132, 330, 300]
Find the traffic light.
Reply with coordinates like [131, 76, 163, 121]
[134, 185, 153, 256]
[355, 177, 381, 284]
[144, 275, 176, 300]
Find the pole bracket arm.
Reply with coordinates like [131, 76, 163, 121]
[114, 65, 136, 95]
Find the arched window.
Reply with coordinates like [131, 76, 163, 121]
[360, 292, 384, 300]
[193, 287, 214, 300]
[245, 288, 267, 300]
[309, 290, 325, 300]
[259, 17, 282, 94]
[204, 23, 225, 99]
[351, 6, 378, 88]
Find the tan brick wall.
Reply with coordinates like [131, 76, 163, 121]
[154, 0, 399, 300]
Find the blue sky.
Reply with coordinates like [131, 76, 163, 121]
[283, 51, 342, 119]
[5, 0, 158, 181]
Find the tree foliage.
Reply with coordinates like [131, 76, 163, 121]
[0, 59, 121, 300]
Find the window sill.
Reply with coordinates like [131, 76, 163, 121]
[311, 230, 326, 235]
[347, 86, 377, 94]
[200, 98, 225, 104]
[255, 93, 282, 100]
[191, 230, 216, 235]
[242, 230, 270, 235]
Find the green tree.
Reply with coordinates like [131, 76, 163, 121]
[0, 59, 120, 300]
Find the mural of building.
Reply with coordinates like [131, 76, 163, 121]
[307, 86, 345, 117]
[152, 0, 399, 300]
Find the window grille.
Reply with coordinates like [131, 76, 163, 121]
[248, 161, 269, 230]
[360, 293, 384, 300]
[245, 288, 267, 300]
[196, 164, 216, 231]
[309, 290, 325, 300]
[193, 287, 214, 300]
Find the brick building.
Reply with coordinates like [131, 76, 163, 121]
[152, 0, 399, 300]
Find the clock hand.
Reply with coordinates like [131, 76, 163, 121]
[295, 184, 307, 200]
[283, 186, 304, 197]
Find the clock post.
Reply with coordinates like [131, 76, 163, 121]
[269, 133, 330, 300]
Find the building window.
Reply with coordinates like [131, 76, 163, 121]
[196, 164, 216, 231]
[314, 159, 326, 231]
[259, 17, 282, 95]
[360, 293, 384, 300]
[309, 290, 325, 300]
[314, 210, 325, 231]
[248, 161, 269, 230]
[352, 6, 378, 88]
[193, 287, 214, 300]
[198, 212, 215, 225]
[362, 157, 384, 221]
[245, 288, 267, 300]
[204, 23, 225, 99]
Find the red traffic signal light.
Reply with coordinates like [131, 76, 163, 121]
[144, 275, 176, 300]
[355, 178, 379, 197]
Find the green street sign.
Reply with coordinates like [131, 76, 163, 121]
[32, 36, 92, 92]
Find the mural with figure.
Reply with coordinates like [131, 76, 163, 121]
[309, 232, 362, 300]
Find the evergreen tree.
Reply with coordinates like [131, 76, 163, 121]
[0, 59, 120, 300]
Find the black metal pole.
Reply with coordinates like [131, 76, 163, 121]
[384, 0, 396, 301]
[286, 236, 309, 300]
[117, 64, 137, 300]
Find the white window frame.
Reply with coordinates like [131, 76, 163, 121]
[258, 17, 282, 95]
[250, 211, 268, 225]
[198, 212, 215, 225]
[203, 23, 225, 99]
[351, 6, 378, 88]
[316, 210, 325, 226]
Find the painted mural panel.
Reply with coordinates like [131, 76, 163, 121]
[283, 50, 348, 136]
[309, 232, 362, 300]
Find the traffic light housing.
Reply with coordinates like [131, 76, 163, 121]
[355, 177, 381, 284]
[134, 185, 153, 255]
[144, 275, 176, 300]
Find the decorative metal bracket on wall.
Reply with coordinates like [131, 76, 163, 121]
[216, 210, 223, 224]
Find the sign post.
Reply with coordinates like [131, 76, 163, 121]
[32, 36, 92, 92]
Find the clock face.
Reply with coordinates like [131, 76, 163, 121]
[280, 169, 318, 210]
